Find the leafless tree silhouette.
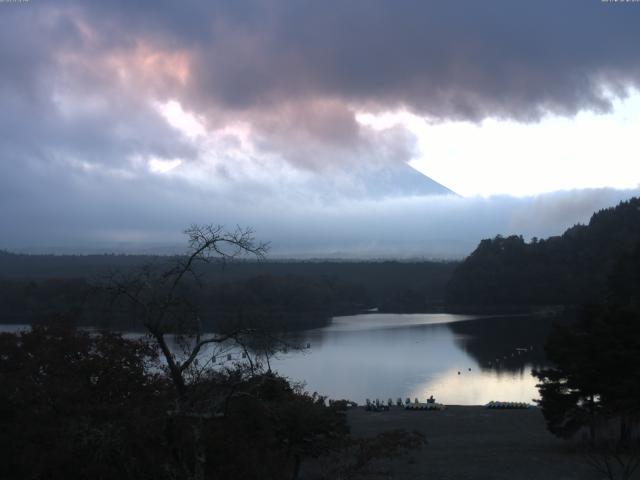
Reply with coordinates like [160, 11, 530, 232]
[105, 224, 278, 480]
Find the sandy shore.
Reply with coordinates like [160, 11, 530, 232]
[346, 406, 601, 480]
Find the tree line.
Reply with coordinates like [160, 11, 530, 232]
[0, 274, 370, 331]
[446, 197, 640, 307]
[0, 254, 457, 327]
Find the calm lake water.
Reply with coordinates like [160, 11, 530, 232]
[1, 312, 555, 405]
[269, 313, 553, 405]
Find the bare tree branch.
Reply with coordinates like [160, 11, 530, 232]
[102, 224, 269, 403]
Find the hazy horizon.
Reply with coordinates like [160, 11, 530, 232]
[3, 187, 638, 259]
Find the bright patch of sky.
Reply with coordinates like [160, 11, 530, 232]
[148, 157, 183, 174]
[156, 100, 206, 139]
[357, 90, 640, 197]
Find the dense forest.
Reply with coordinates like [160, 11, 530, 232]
[446, 197, 640, 307]
[0, 254, 456, 328]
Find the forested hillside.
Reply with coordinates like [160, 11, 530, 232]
[0, 255, 456, 326]
[446, 197, 640, 306]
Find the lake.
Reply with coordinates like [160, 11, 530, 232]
[268, 313, 554, 405]
[0, 312, 556, 406]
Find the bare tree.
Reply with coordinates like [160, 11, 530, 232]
[106, 224, 269, 398]
[105, 224, 271, 480]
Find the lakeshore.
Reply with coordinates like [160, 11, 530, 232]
[346, 406, 600, 479]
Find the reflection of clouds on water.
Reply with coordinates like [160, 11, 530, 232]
[272, 323, 464, 402]
[325, 313, 482, 332]
[271, 313, 551, 405]
[409, 367, 540, 406]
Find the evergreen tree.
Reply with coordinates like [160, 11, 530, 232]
[534, 243, 640, 441]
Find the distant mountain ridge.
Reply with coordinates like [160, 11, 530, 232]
[445, 197, 640, 307]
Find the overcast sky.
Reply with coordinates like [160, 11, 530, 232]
[1, 0, 639, 258]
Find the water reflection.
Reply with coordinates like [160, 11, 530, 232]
[0, 313, 557, 405]
[410, 367, 541, 406]
[324, 313, 482, 332]
[448, 315, 552, 374]
[271, 313, 554, 405]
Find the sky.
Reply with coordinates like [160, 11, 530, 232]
[1, 0, 639, 258]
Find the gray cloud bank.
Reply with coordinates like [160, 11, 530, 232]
[1, 1, 640, 257]
[1, 156, 637, 258]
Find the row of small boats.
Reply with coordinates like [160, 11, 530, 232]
[404, 402, 446, 411]
[485, 401, 532, 409]
[365, 397, 445, 411]
[363, 399, 533, 411]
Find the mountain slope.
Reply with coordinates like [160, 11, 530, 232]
[356, 162, 455, 198]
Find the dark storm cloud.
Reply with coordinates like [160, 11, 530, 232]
[3, 0, 640, 174]
[248, 99, 419, 171]
[4, 0, 634, 175]
[54, 0, 640, 121]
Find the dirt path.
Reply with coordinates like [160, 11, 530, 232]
[346, 406, 601, 480]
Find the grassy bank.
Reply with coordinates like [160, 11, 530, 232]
[345, 406, 600, 479]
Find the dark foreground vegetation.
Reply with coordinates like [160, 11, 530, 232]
[0, 322, 424, 480]
[533, 242, 640, 479]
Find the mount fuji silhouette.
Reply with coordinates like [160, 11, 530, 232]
[353, 162, 455, 198]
